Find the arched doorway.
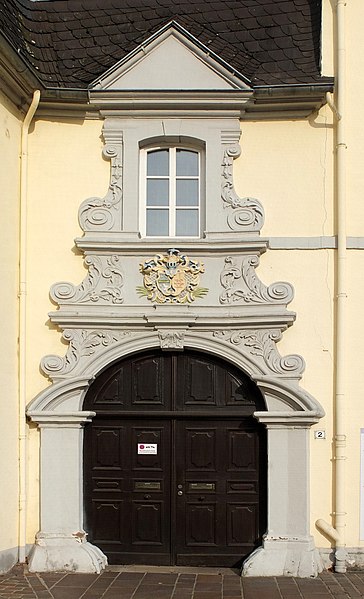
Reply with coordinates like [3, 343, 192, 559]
[83, 349, 267, 567]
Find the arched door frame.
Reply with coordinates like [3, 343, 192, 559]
[27, 331, 324, 577]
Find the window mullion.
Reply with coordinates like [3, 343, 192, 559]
[170, 148, 176, 236]
[198, 151, 201, 235]
[141, 149, 147, 237]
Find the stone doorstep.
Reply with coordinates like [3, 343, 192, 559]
[105, 564, 239, 575]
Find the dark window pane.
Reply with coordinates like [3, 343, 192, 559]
[176, 149, 199, 176]
[146, 209, 169, 236]
[176, 209, 199, 236]
[147, 149, 169, 176]
[176, 179, 199, 206]
[147, 179, 169, 206]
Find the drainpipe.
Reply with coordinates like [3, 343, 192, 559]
[332, 0, 348, 574]
[318, 0, 348, 574]
[18, 90, 40, 563]
[316, 518, 341, 545]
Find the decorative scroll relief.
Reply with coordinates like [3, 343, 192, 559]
[158, 330, 185, 350]
[213, 330, 305, 377]
[220, 255, 294, 305]
[51, 255, 124, 305]
[41, 329, 131, 378]
[78, 131, 123, 231]
[137, 248, 208, 304]
[221, 144, 264, 232]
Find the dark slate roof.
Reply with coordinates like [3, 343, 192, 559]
[0, 0, 329, 89]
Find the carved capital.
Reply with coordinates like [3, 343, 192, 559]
[78, 126, 123, 231]
[213, 329, 305, 377]
[51, 255, 124, 305]
[221, 142, 264, 232]
[219, 255, 294, 305]
[41, 329, 131, 378]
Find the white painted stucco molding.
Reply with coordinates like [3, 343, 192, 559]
[243, 411, 323, 578]
[26, 411, 107, 574]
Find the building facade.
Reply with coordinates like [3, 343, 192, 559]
[0, 0, 363, 578]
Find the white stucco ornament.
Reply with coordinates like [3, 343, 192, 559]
[137, 248, 208, 304]
[221, 143, 264, 232]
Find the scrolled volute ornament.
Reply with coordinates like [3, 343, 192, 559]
[51, 255, 124, 305]
[213, 329, 305, 377]
[221, 145, 264, 232]
[262, 330, 305, 375]
[272, 353, 305, 375]
[41, 330, 79, 376]
[220, 255, 294, 305]
[78, 138, 123, 231]
[41, 329, 131, 378]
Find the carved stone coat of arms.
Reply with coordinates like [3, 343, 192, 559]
[137, 249, 208, 304]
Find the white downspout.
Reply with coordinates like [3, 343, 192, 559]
[333, 0, 347, 574]
[18, 90, 40, 563]
[316, 0, 347, 573]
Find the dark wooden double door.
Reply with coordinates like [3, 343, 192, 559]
[84, 351, 266, 567]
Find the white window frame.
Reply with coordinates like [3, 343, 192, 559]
[140, 145, 201, 238]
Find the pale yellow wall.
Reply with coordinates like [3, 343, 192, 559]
[344, 251, 364, 547]
[236, 109, 336, 552]
[235, 107, 334, 238]
[25, 118, 109, 540]
[318, 0, 364, 550]
[257, 249, 335, 548]
[0, 91, 21, 561]
[26, 118, 108, 401]
[344, 1, 364, 237]
[321, 0, 364, 238]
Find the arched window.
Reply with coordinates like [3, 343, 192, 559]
[140, 146, 201, 237]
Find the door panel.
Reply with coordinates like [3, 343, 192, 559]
[131, 356, 168, 407]
[90, 353, 172, 411]
[84, 419, 171, 565]
[186, 503, 217, 545]
[84, 351, 266, 567]
[175, 419, 264, 567]
[176, 353, 260, 411]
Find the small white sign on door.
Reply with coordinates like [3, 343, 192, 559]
[138, 443, 158, 455]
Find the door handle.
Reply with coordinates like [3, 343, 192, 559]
[198, 496, 205, 501]
[144, 494, 152, 500]
[177, 490, 183, 496]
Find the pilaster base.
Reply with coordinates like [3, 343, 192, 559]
[242, 536, 324, 578]
[28, 534, 107, 573]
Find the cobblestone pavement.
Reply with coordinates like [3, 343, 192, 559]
[2, 565, 364, 599]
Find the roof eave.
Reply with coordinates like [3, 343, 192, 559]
[245, 81, 335, 119]
[36, 84, 335, 119]
[0, 33, 44, 107]
[86, 83, 335, 119]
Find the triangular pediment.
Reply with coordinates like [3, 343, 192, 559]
[90, 22, 252, 92]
